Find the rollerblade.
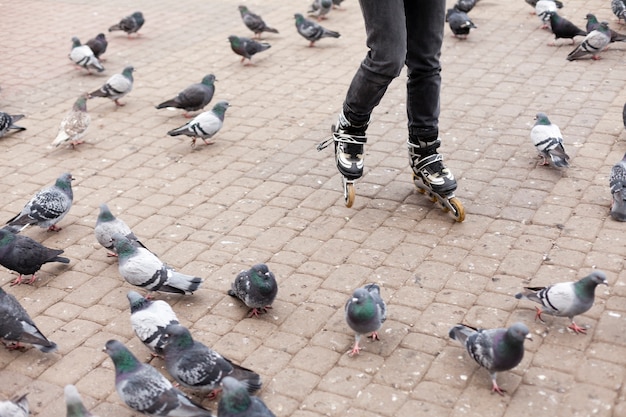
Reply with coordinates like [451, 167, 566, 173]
[409, 137, 465, 222]
[317, 112, 368, 208]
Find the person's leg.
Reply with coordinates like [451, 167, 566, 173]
[405, 0, 457, 195]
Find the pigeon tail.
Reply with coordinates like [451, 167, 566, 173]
[166, 125, 190, 136]
[156, 99, 179, 109]
[549, 151, 570, 167]
[164, 270, 203, 294]
[448, 324, 475, 344]
[229, 364, 263, 394]
[36, 340, 58, 353]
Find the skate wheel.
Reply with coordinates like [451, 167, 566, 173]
[449, 197, 465, 222]
[345, 182, 356, 208]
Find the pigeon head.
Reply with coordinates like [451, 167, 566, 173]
[111, 233, 137, 257]
[163, 324, 195, 350]
[220, 376, 252, 414]
[294, 13, 305, 24]
[95, 33, 106, 41]
[0, 228, 16, 246]
[212, 101, 231, 119]
[71, 37, 81, 47]
[97, 203, 115, 223]
[73, 95, 88, 112]
[104, 340, 142, 376]
[505, 322, 531, 344]
[122, 66, 135, 80]
[131, 11, 144, 21]
[127, 290, 150, 313]
[56, 173, 75, 192]
[578, 270, 608, 294]
[534, 112, 551, 126]
[64, 385, 90, 417]
[585, 13, 598, 23]
[238, 5, 250, 15]
[201, 74, 216, 86]
[349, 288, 377, 320]
[228, 35, 242, 47]
[249, 264, 277, 296]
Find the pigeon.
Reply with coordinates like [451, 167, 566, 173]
[623, 102, 626, 128]
[218, 377, 276, 417]
[127, 290, 179, 355]
[525, 0, 563, 8]
[86, 33, 108, 59]
[104, 339, 214, 417]
[108, 12, 145, 37]
[0, 394, 29, 417]
[345, 283, 386, 356]
[167, 101, 230, 147]
[52, 95, 90, 148]
[308, 0, 333, 21]
[294, 13, 340, 47]
[65, 385, 96, 417]
[567, 21, 611, 60]
[156, 74, 216, 118]
[69, 37, 104, 73]
[546, 11, 587, 45]
[585, 13, 626, 43]
[515, 270, 608, 334]
[227, 35, 271, 64]
[530, 112, 570, 167]
[162, 324, 262, 399]
[609, 152, 626, 221]
[95, 203, 147, 257]
[0, 285, 58, 352]
[446, 7, 477, 39]
[612, 0, 626, 24]
[0, 228, 70, 285]
[535, 0, 558, 28]
[88, 66, 134, 106]
[238, 6, 279, 38]
[228, 263, 278, 317]
[0, 112, 26, 137]
[6, 172, 74, 232]
[455, 0, 479, 13]
[449, 322, 531, 395]
[111, 233, 203, 295]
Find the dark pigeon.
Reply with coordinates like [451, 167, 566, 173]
[345, 283, 386, 356]
[228, 35, 271, 64]
[0, 285, 58, 352]
[108, 12, 145, 37]
[127, 290, 179, 355]
[609, 152, 626, 221]
[0, 228, 69, 285]
[95, 203, 148, 257]
[162, 324, 262, 399]
[455, 0, 479, 13]
[546, 11, 587, 44]
[218, 377, 276, 417]
[238, 6, 279, 38]
[6, 173, 74, 233]
[446, 7, 477, 39]
[104, 339, 214, 417]
[294, 13, 340, 47]
[0, 112, 26, 137]
[167, 101, 230, 147]
[156, 74, 216, 118]
[85, 33, 108, 59]
[449, 322, 531, 395]
[228, 263, 278, 318]
[515, 270, 608, 334]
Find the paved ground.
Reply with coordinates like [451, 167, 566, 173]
[1, 0, 625, 416]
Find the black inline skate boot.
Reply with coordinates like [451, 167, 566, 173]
[408, 135, 464, 221]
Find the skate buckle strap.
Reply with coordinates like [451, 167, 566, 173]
[316, 131, 367, 152]
[414, 153, 443, 171]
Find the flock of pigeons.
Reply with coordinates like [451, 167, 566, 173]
[0, 1, 624, 417]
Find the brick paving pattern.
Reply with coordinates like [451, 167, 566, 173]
[1, 0, 625, 416]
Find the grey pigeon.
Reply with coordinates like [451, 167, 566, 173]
[609, 152, 626, 221]
[104, 339, 214, 417]
[0, 112, 26, 137]
[308, 0, 333, 21]
[238, 6, 279, 38]
[108, 12, 145, 37]
[567, 21, 611, 60]
[162, 324, 262, 399]
[69, 37, 104, 73]
[6, 172, 74, 232]
[86, 33, 108, 59]
[546, 11, 586, 45]
[167, 101, 230, 147]
[156, 74, 216, 118]
[0, 394, 29, 417]
[111, 233, 203, 295]
[127, 290, 179, 355]
[455, 0, 479, 13]
[218, 377, 276, 417]
[52, 95, 90, 148]
[449, 322, 531, 395]
[586, 13, 626, 43]
[0, 285, 57, 352]
[0, 228, 70, 285]
[530, 112, 570, 167]
[88, 66, 134, 106]
[515, 270, 608, 334]
[294, 13, 340, 47]
[612, 0, 626, 24]
[95, 203, 147, 257]
[228, 263, 278, 318]
[446, 7, 477, 39]
[65, 385, 96, 417]
[345, 283, 386, 356]
[228, 35, 271, 64]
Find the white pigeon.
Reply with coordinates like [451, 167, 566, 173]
[88, 66, 134, 106]
[0, 394, 29, 417]
[566, 21, 611, 61]
[535, 0, 557, 28]
[530, 112, 570, 167]
[127, 290, 180, 355]
[68, 37, 104, 73]
[52, 95, 90, 148]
